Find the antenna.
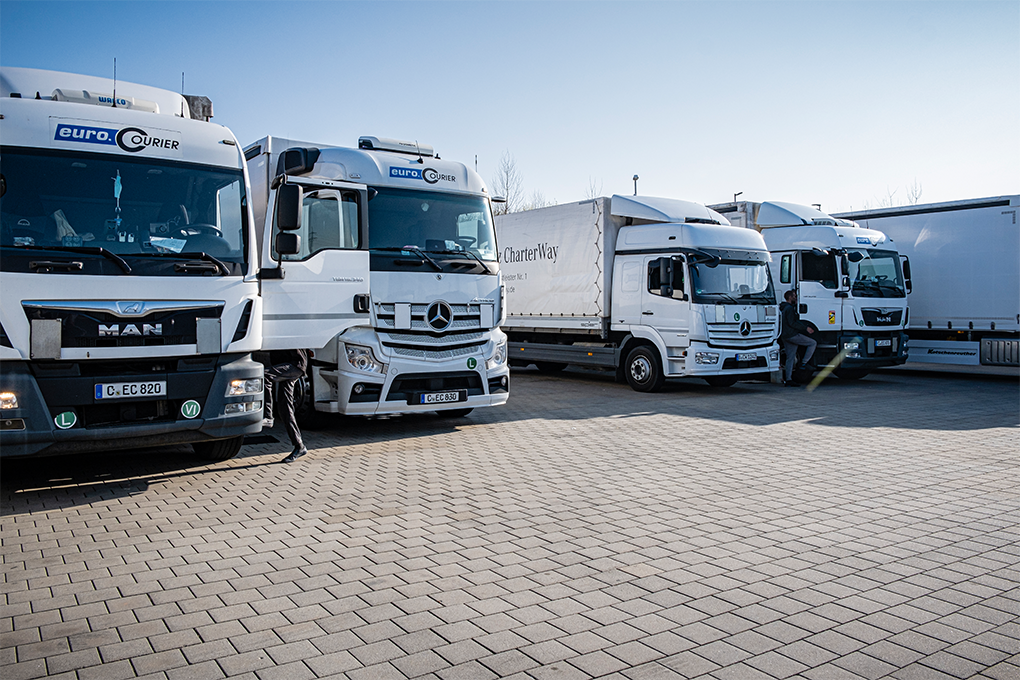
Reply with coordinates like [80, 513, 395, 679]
[181, 72, 185, 117]
[112, 58, 117, 108]
[415, 140, 424, 164]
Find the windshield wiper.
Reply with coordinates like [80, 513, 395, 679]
[373, 246, 443, 271]
[7, 244, 132, 273]
[426, 249, 490, 273]
[139, 251, 230, 275]
[703, 293, 742, 304]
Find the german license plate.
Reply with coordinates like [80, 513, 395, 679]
[95, 381, 166, 400]
[737, 353, 757, 362]
[418, 390, 465, 405]
[875, 339, 892, 347]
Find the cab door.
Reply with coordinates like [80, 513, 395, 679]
[640, 255, 690, 340]
[797, 251, 840, 331]
[260, 182, 370, 350]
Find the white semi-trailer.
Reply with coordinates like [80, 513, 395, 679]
[0, 67, 263, 459]
[244, 136, 510, 419]
[714, 201, 910, 379]
[495, 195, 781, 391]
[835, 196, 1019, 371]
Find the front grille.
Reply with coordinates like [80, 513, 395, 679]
[707, 322, 774, 348]
[861, 309, 903, 326]
[376, 302, 487, 333]
[722, 356, 769, 370]
[386, 371, 484, 402]
[390, 345, 480, 361]
[23, 303, 224, 348]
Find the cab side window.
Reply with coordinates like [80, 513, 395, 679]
[801, 252, 837, 289]
[647, 257, 686, 299]
[780, 254, 792, 284]
[275, 190, 359, 260]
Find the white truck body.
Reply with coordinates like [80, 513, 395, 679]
[244, 136, 509, 417]
[0, 68, 263, 458]
[835, 196, 1019, 370]
[714, 201, 910, 378]
[496, 196, 781, 391]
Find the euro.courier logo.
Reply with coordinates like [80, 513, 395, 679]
[55, 124, 180, 153]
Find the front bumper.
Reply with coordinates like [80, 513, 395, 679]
[0, 354, 263, 457]
[665, 341, 781, 377]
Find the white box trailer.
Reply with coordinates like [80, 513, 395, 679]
[713, 201, 910, 379]
[835, 196, 1019, 370]
[496, 195, 781, 391]
[0, 67, 263, 459]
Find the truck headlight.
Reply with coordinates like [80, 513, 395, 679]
[487, 342, 507, 370]
[224, 401, 262, 416]
[226, 378, 263, 396]
[345, 344, 386, 373]
[843, 341, 860, 350]
[695, 352, 720, 365]
[769, 349, 780, 362]
[0, 391, 18, 409]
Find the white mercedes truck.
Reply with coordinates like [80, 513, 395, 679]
[0, 67, 263, 459]
[495, 195, 781, 391]
[836, 196, 1018, 372]
[713, 201, 910, 379]
[244, 136, 509, 419]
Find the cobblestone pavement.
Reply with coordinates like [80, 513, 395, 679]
[2, 368, 1018, 680]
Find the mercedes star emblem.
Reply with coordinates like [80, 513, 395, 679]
[426, 300, 454, 332]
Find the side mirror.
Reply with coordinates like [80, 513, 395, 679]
[842, 275, 850, 289]
[840, 254, 849, 276]
[275, 184, 302, 232]
[901, 256, 912, 294]
[276, 232, 301, 256]
[658, 258, 673, 297]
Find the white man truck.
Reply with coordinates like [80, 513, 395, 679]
[494, 195, 781, 392]
[0, 67, 264, 459]
[243, 136, 509, 419]
[713, 201, 910, 379]
[835, 196, 1019, 372]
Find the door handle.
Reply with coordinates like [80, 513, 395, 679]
[642, 310, 654, 315]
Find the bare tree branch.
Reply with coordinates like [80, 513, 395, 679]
[490, 151, 524, 215]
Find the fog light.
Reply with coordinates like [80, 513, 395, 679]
[501, 376, 508, 388]
[226, 378, 263, 396]
[695, 352, 720, 365]
[224, 400, 262, 416]
[353, 384, 365, 395]
[0, 391, 18, 409]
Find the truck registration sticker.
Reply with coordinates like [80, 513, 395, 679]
[95, 381, 166, 400]
[418, 391, 465, 405]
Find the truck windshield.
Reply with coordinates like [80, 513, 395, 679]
[0, 147, 248, 276]
[848, 248, 905, 298]
[690, 261, 775, 305]
[367, 187, 497, 264]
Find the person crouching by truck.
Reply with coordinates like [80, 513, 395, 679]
[264, 349, 310, 462]
[780, 290, 816, 387]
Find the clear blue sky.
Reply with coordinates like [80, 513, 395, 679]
[2, 1, 1017, 212]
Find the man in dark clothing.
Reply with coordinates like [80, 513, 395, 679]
[264, 348, 310, 462]
[779, 290, 816, 387]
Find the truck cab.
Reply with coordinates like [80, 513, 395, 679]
[245, 136, 509, 419]
[717, 201, 909, 378]
[0, 67, 263, 459]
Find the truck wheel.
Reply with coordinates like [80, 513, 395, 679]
[535, 362, 567, 374]
[625, 346, 665, 393]
[193, 435, 243, 462]
[704, 376, 738, 387]
[835, 368, 869, 380]
[436, 408, 473, 418]
[294, 372, 328, 429]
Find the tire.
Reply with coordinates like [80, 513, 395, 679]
[835, 368, 869, 380]
[293, 372, 328, 429]
[436, 408, 473, 418]
[193, 435, 243, 462]
[624, 345, 665, 393]
[704, 376, 738, 387]
[535, 362, 568, 374]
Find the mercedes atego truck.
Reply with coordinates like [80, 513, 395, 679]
[836, 196, 1018, 373]
[1, 67, 263, 459]
[714, 201, 909, 380]
[495, 195, 781, 392]
[244, 136, 509, 421]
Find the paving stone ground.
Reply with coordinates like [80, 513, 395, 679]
[2, 367, 1018, 680]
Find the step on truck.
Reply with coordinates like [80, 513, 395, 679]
[494, 195, 781, 391]
[835, 196, 1019, 372]
[713, 201, 910, 380]
[0, 67, 264, 459]
[244, 136, 510, 420]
